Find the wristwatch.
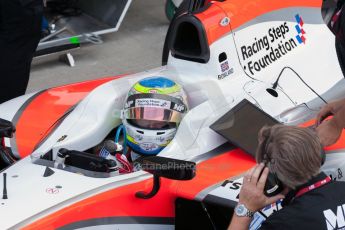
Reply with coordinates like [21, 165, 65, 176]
[234, 203, 255, 218]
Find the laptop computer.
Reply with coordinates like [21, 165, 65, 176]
[210, 99, 280, 157]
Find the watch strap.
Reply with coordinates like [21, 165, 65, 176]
[245, 209, 255, 218]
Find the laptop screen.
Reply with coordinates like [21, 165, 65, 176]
[210, 99, 279, 157]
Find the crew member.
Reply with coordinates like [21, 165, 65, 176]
[316, 97, 345, 146]
[228, 125, 345, 230]
[0, 0, 43, 103]
[316, 0, 345, 146]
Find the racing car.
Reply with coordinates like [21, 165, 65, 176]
[0, 0, 345, 229]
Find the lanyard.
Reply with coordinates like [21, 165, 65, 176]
[331, 8, 343, 28]
[295, 176, 332, 198]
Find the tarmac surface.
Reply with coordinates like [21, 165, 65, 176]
[28, 0, 169, 93]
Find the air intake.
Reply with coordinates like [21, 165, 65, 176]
[170, 14, 210, 63]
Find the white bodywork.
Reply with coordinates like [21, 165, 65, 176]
[0, 5, 344, 230]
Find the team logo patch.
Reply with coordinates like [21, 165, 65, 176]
[135, 98, 171, 109]
[221, 61, 230, 72]
[323, 203, 345, 230]
[99, 146, 111, 158]
[295, 14, 306, 44]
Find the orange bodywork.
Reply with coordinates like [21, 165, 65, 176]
[14, 76, 123, 158]
[195, 0, 322, 45]
[194, 3, 230, 47]
[22, 149, 255, 229]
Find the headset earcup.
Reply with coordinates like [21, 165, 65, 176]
[264, 172, 284, 197]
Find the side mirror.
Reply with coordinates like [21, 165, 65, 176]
[135, 156, 196, 199]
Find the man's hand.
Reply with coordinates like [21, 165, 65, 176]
[228, 164, 284, 230]
[315, 99, 345, 126]
[239, 163, 284, 212]
[315, 99, 345, 146]
[316, 119, 343, 146]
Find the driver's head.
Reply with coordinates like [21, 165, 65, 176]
[122, 76, 188, 155]
[256, 125, 323, 189]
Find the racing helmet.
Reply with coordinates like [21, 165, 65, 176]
[122, 76, 188, 155]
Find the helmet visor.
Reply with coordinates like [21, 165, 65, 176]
[123, 107, 184, 124]
[128, 119, 176, 130]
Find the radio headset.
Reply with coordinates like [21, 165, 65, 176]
[260, 134, 326, 197]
